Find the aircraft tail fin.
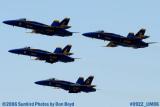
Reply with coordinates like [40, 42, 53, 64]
[135, 28, 149, 39]
[60, 18, 70, 26]
[136, 28, 146, 36]
[76, 77, 84, 85]
[126, 29, 149, 39]
[54, 47, 63, 53]
[84, 76, 94, 85]
[62, 44, 73, 55]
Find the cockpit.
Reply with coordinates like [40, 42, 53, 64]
[23, 47, 31, 49]
[48, 78, 56, 81]
[18, 18, 27, 21]
[96, 30, 104, 33]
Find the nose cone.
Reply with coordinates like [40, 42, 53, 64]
[35, 80, 50, 86]
[8, 49, 19, 54]
[3, 20, 17, 26]
[8, 48, 24, 54]
[3, 20, 12, 25]
[82, 33, 90, 37]
[35, 81, 43, 85]
[3, 21, 9, 24]
[82, 32, 94, 38]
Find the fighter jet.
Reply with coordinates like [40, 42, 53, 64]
[83, 29, 154, 49]
[3, 18, 73, 37]
[8, 45, 76, 63]
[35, 76, 96, 93]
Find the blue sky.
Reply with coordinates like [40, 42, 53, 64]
[0, 0, 160, 107]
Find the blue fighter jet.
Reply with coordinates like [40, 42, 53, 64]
[3, 18, 73, 37]
[8, 45, 76, 64]
[83, 29, 155, 49]
[35, 76, 96, 93]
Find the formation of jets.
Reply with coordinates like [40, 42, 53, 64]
[3, 17, 155, 93]
[35, 76, 96, 93]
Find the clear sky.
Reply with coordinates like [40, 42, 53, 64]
[0, 0, 160, 107]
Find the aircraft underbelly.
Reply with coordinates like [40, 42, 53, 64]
[18, 22, 33, 29]
[25, 51, 45, 57]
[104, 36, 112, 41]
[116, 39, 139, 47]
[53, 83, 70, 90]
[34, 29, 55, 36]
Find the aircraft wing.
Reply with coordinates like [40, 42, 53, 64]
[52, 82, 81, 93]
[36, 53, 74, 63]
[34, 53, 58, 63]
[106, 42, 118, 47]
[68, 85, 82, 93]
[69, 85, 96, 93]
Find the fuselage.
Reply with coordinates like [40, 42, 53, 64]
[83, 31, 148, 48]
[8, 47, 74, 63]
[35, 79, 96, 93]
[3, 19, 72, 36]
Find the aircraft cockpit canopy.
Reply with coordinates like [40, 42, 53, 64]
[49, 78, 56, 81]
[96, 30, 104, 33]
[18, 18, 27, 21]
[24, 47, 31, 49]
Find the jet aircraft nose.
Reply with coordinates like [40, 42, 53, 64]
[82, 33, 90, 37]
[35, 80, 49, 86]
[3, 20, 12, 25]
[8, 49, 19, 54]
[35, 81, 43, 85]
[3, 21, 9, 24]
[82, 32, 95, 38]
[3, 20, 17, 25]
